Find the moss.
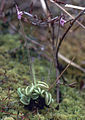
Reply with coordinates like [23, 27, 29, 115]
[0, 68, 5, 76]
[0, 55, 6, 65]
[3, 117, 15, 120]
[0, 46, 8, 53]
[6, 70, 18, 78]
[30, 114, 45, 120]
[53, 113, 68, 120]
[0, 87, 2, 93]
[0, 34, 85, 120]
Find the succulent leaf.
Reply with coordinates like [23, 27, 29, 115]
[47, 93, 52, 105]
[37, 87, 41, 93]
[32, 93, 39, 100]
[37, 83, 49, 89]
[34, 89, 40, 94]
[25, 86, 31, 95]
[37, 81, 49, 89]
[41, 90, 45, 97]
[17, 80, 53, 107]
[25, 84, 34, 95]
[20, 95, 30, 105]
[45, 91, 49, 105]
[17, 88, 24, 98]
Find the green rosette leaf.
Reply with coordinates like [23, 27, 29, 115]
[32, 92, 39, 100]
[20, 95, 30, 105]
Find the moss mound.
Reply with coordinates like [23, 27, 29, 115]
[0, 34, 85, 120]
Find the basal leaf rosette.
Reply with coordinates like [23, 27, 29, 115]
[17, 81, 54, 106]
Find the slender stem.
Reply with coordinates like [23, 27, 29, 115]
[48, 57, 75, 91]
[56, 9, 85, 61]
[49, 0, 85, 29]
[65, 4, 85, 10]
[19, 20, 35, 84]
[31, 63, 36, 85]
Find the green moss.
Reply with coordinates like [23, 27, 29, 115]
[29, 114, 45, 120]
[3, 117, 14, 120]
[0, 55, 6, 65]
[0, 34, 85, 120]
[6, 70, 18, 78]
[53, 113, 68, 120]
[0, 68, 5, 76]
[0, 46, 8, 53]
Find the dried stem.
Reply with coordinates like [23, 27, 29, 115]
[10, 23, 85, 73]
[48, 57, 75, 91]
[49, 0, 85, 29]
[56, 9, 85, 61]
[40, 0, 61, 103]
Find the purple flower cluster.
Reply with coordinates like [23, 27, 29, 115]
[15, 5, 66, 27]
[16, 5, 23, 20]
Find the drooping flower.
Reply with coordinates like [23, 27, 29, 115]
[16, 5, 23, 20]
[60, 17, 66, 26]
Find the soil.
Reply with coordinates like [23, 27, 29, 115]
[24, 97, 48, 111]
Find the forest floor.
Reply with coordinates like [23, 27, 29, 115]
[0, 31, 85, 120]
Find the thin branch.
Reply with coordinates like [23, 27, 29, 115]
[48, 57, 75, 91]
[49, 0, 85, 29]
[58, 53, 85, 73]
[56, 9, 85, 62]
[40, 0, 62, 103]
[65, 4, 85, 11]
[10, 23, 85, 73]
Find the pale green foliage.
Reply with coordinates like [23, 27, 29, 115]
[17, 80, 54, 106]
[17, 62, 54, 106]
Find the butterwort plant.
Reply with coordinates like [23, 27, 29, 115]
[17, 63, 54, 107]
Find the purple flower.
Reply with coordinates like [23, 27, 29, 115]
[41, 46, 45, 51]
[16, 5, 23, 20]
[60, 18, 66, 26]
